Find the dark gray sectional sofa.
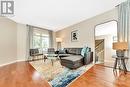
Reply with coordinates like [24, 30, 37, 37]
[59, 48, 93, 69]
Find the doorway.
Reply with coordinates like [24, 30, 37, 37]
[95, 20, 117, 67]
[95, 39, 104, 63]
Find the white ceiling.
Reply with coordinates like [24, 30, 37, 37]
[9, 0, 126, 31]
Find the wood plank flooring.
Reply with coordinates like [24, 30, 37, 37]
[0, 61, 130, 87]
[0, 61, 50, 87]
[69, 64, 130, 87]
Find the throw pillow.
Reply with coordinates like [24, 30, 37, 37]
[58, 49, 66, 54]
[84, 47, 89, 57]
[81, 47, 86, 57]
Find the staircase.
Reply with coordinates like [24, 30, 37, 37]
[95, 40, 104, 63]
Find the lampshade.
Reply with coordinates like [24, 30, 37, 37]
[56, 38, 62, 42]
[113, 42, 128, 50]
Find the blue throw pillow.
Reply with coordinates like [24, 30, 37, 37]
[81, 47, 86, 57]
[84, 47, 89, 57]
[86, 47, 89, 53]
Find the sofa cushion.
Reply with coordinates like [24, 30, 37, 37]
[68, 49, 76, 54]
[61, 55, 83, 62]
[59, 54, 71, 57]
[65, 48, 82, 55]
[59, 49, 67, 54]
[60, 55, 83, 69]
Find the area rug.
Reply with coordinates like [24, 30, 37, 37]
[30, 59, 64, 81]
[50, 66, 87, 87]
[30, 60, 93, 87]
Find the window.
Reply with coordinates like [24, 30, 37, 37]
[32, 30, 50, 52]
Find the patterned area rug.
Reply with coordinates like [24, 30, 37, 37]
[30, 59, 93, 87]
[30, 59, 64, 81]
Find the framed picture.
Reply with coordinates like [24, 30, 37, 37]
[71, 30, 78, 42]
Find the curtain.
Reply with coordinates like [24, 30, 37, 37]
[118, 0, 130, 70]
[25, 25, 53, 60]
[118, 0, 130, 42]
[26, 25, 33, 60]
[32, 26, 53, 48]
[49, 30, 53, 48]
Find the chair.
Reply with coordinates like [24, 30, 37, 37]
[47, 48, 55, 54]
[29, 48, 44, 61]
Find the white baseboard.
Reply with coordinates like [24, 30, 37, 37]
[104, 60, 114, 63]
[0, 59, 26, 67]
[17, 59, 26, 62]
[0, 60, 17, 67]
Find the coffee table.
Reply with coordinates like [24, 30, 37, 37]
[44, 54, 59, 66]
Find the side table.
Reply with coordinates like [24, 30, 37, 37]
[112, 56, 128, 74]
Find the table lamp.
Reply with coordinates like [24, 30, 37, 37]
[113, 42, 128, 57]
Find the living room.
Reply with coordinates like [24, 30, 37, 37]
[0, 0, 130, 87]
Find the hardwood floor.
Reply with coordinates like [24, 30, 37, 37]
[0, 62, 130, 87]
[98, 62, 114, 68]
[0, 61, 50, 87]
[69, 64, 130, 87]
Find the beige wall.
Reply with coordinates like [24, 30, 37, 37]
[0, 17, 57, 65]
[0, 17, 17, 65]
[17, 23, 27, 61]
[0, 17, 28, 65]
[56, 8, 118, 62]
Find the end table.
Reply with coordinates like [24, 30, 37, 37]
[112, 56, 128, 74]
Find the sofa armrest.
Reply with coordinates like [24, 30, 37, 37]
[83, 52, 93, 65]
[55, 51, 59, 54]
